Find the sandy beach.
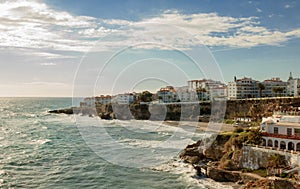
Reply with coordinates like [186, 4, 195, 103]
[164, 121, 236, 132]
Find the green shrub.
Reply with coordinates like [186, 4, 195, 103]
[234, 126, 244, 133]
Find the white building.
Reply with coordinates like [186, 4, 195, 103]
[261, 115, 300, 151]
[80, 97, 95, 107]
[210, 86, 227, 99]
[157, 86, 178, 103]
[188, 79, 227, 100]
[112, 93, 136, 104]
[95, 95, 112, 105]
[175, 86, 197, 102]
[261, 78, 287, 97]
[228, 77, 259, 99]
[287, 72, 300, 97]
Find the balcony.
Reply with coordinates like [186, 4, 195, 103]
[262, 132, 300, 140]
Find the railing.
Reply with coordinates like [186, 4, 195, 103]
[262, 132, 300, 140]
[243, 143, 300, 154]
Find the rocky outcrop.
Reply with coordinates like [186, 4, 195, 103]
[206, 166, 241, 182]
[179, 140, 204, 164]
[99, 113, 114, 120]
[49, 97, 300, 122]
[206, 166, 263, 183]
[244, 179, 299, 189]
[179, 134, 231, 164]
[49, 108, 73, 114]
[202, 134, 231, 161]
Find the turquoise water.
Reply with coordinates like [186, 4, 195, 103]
[0, 98, 231, 189]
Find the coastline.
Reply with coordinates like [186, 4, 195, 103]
[49, 105, 300, 188]
[163, 121, 236, 132]
[179, 129, 300, 189]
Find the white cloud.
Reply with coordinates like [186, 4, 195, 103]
[114, 11, 299, 48]
[256, 8, 263, 13]
[1, 0, 300, 54]
[0, 0, 96, 53]
[40, 62, 56, 66]
[285, 4, 291, 9]
[24, 81, 67, 86]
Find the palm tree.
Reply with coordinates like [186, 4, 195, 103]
[277, 87, 285, 97]
[258, 83, 265, 98]
[273, 87, 279, 97]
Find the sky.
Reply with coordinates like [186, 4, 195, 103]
[1, 0, 300, 97]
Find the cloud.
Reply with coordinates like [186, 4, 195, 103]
[0, 0, 96, 53]
[23, 81, 67, 86]
[1, 0, 300, 54]
[115, 11, 300, 48]
[40, 62, 56, 66]
[256, 8, 263, 13]
[285, 4, 291, 9]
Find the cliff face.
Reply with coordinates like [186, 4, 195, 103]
[225, 97, 300, 121]
[102, 97, 300, 121]
[202, 134, 231, 161]
[50, 97, 300, 122]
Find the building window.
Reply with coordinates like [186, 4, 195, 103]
[287, 128, 292, 136]
[295, 129, 300, 136]
[274, 127, 278, 134]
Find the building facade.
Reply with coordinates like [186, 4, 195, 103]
[175, 86, 197, 102]
[228, 77, 259, 99]
[188, 79, 227, 100]
[95, 95, 112, 105]
[287, 73, 300, 97]
[157, 86, 178, 103]
[261, 78, 287, 97]
[260, 115, 300, 151]
[112, 93, 136, 104]
[80, 97, 95, 107]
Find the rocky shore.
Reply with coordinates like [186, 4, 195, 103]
[179, 130, 300, 189]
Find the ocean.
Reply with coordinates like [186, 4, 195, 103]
[0, 97, 234, 189]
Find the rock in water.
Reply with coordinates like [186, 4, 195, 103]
[179, 140, 204, 164]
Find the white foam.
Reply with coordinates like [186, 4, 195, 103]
[152, 159, 237, 189]
[30, 139, 51, 145]
[0, 170, 5, 175]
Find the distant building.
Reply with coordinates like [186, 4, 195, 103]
[80, 97, 95, 107]
[157, 86, 178, 103]
[112, 93, 136, 104]
[228, 77, 259, 99]
[175, 86, 197, 102]
[188, 79, 227, 100]
[95, 95, 112, 105]
[287, 72, 300, 97]
[261, 78, 287, 97]
[210, 85, 227, 99]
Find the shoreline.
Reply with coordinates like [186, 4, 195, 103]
[163, 120, 236, 132]
[49, 108, 300, 188]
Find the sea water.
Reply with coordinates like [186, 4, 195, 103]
[0, 97, 235, 189]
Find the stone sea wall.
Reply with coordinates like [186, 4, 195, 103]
[241, 145, 300, 170]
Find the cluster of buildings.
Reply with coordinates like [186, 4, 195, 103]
[80, 72, 300, 107]
[228, 73, 300, 99]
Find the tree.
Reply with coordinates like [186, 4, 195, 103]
[257, 83, 265, 98]
[267, 154, 287, 169]
[277, 87, 285, 97]
[246, 129, 262, 145]
[139, 91, 153, 102]
[273, 87, 285, 97]
[273, 87, 279, 97]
